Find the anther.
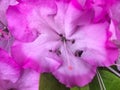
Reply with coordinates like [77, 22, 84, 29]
[61, 36, 67, 42]
[59, 34, 63, 37]
[59, 34, 67, 42]
[55, 49, 61, 56]
[74, 50, 83, 57]
[71, 39, 75, 44]
[49, 49, 53, 52]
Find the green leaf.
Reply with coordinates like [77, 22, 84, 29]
[71, 85, 89, 90]
[89, 69, 120, 90]
[80, 85, 89, 90]
[71, 87, 80, 90]
[39, 73, 70, 90]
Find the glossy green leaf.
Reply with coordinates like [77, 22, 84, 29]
[71, 87, 80, 90]
[39, 73, 70, 90]
[80, 85, 89, 90]
[71, 85, 89, 90]
[89, 69, 120, 90]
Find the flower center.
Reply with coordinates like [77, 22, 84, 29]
[59, 34, 67, 42]
[49, 34, 84, 70]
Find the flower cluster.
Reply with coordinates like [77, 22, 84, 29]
[0, 0, 120, 89]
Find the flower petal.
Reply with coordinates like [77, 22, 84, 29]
[0, 48, 20, 83]
[69, 22, 118, 66]
[11, 35, 61, 72]
[0, 0, 18, 25]
[53, 46, 96, 87]
[7, 0, 58, 42]
[15, 69, 40, 90]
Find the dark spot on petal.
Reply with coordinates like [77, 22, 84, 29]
[74, 50, 83, 57]
[59, 34, 67, 42]
[55, 49, 61, 56]
[3, 28, 9, 33]
[59, 34, 63, 37]
[8, 88, 17, 90]
[71, 39, 75, 44]
[49, 49, 52, 52]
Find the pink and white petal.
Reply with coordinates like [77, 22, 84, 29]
[92, 0, 115, 22]
[6, 3, 38, 42]
[16, 69, 40, 90]
[12, 35, 61, 72]
[69, 22, 118, 66]
[71, 0, 91, 10]
[27, 0, 58, 34]
[7, 0, 58, 42]
[64, 8, 94, 37]
[110, 1, 120, 23]
[0, 38, 13, 53]
[0, 0, 18, 25]
[0, 48, 20, 83]
[64, 0, 94, 37]
[54, 0, 69, 34]
[53, 47, 96, 87]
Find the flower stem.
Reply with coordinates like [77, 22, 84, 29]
[97, 70, 106, 90]
[107, 67, 120, 77]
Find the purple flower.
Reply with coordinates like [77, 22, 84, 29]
[109, 0, 120, 47]
[0, 0, 18, 52]
[0, 48, 40, 90]
[0, 22, 13, 52]
[6, 0, 119, 87]
[91, 0, 116, 22]
[0, 0, 18, 25]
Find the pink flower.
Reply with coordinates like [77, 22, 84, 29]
[91, 0, 115, 22]
[0, 0, 18, 25]
[0, 0, 18, 52]
[0, 21, 14, 52]
[109, 0, 120, 46]
[0, 48, 20, 87]
[0, 48, 40, 90]
[0, 69, 40, 90]
[109, 1, 120, 71]
[7, 0, 119, 87]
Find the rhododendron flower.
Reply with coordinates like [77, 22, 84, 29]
[0, 0, 18, 25]
[0, 0, 18, 52]
[109, 0, 120, 46]
[0, 69, 40, 90]
[0, 48, 40, 90]
[6, 0, 119, 87]
[0, 21, 13, 52]
[0, 48, 20, 83]
[91, 0, 116, 22]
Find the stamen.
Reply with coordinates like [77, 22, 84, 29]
[59, 34, 63, 37]
[0, 28, 10, 39]
[107, 67, 120, 77]
[74, 50, 83, 57]
[59, 34, 67, 42]
[63, 42, 73, 70]
[97, 70, 106, 90]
